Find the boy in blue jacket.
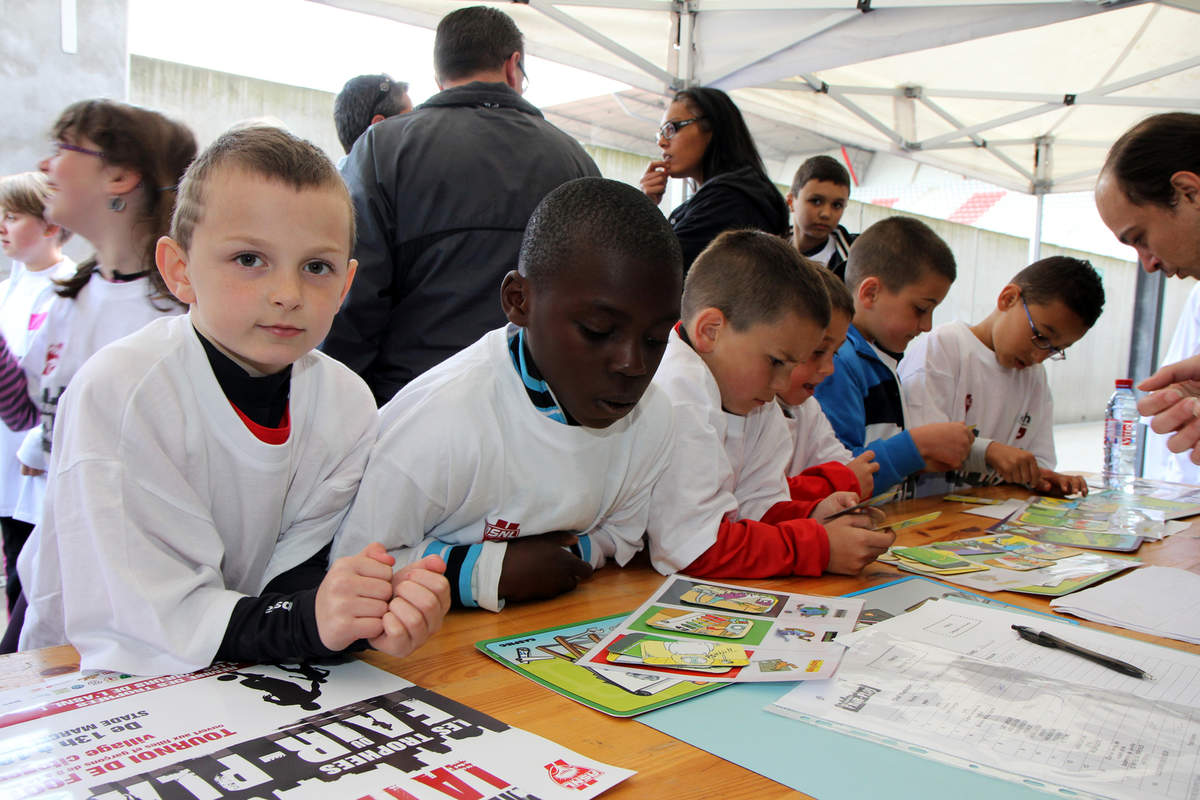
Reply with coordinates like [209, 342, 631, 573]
[814, 217, 973, 493]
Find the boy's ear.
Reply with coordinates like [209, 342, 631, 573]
[997, 283, 1021, 310]
[42, 222, 61, 241]
[688, 307, 727, 354]
[1172, 170, 1200, 206]
[500, 270, 530, 326]
[785, 192, 795, 212]
[155, 236, 196, 305]
[505, 51, 523, 92]
[855, 276, 880, 309]
[339, 259, 358, 306]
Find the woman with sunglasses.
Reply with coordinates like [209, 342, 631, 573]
[0, 100, 194, 650]
[640, 87, 788, 273]
[1093, 114, 1200, 467]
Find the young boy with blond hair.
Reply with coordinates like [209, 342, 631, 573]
[814, 216, 974, 493]
[646, 230, 893, 579]
[333, 178, 683, 610]
[14, 127, 449, 674]
[0, 172, 75, 612]
[778, 266, 877, 499]
[900, 256, 1103, 495]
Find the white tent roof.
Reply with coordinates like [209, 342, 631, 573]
[316, 0, 1200, 194]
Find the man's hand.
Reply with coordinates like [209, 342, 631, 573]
[1138, 359, 1200, 463]
[498, 533, 593, 604]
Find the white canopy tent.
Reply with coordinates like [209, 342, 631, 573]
[315, 0, 1200, 197]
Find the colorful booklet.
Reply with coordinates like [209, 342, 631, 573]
[575, 576, 861, 684]
[476, 613, 724, 717]
[880, 532, 1140, 596]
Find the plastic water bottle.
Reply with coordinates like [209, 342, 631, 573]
[1103, 379, 1140, 479]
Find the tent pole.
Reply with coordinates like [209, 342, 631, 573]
[1028, 191, 1044, 264]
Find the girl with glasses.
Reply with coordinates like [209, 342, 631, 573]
[639, 87, 788, 273]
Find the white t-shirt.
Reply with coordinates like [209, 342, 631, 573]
[18, 314, 378, 674]
[900, 320, 1055, 493]
[0, 257, 74, 514]
[332, 326, 675, 612]
[1144, 283, 1200, 484]
[13, 272, 182, 524]
[645, 330, 794, 573]
[781, 398, 854, 476]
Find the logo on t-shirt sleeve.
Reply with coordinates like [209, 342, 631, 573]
[482, 518, 521, 541]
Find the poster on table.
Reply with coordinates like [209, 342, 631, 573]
[0, 659, 632, 799]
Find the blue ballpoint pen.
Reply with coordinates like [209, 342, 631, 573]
[1011, 624, 1154, 680]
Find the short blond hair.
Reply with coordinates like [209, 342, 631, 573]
[171, 126, 353, 253]
[0, 172, 72, 244]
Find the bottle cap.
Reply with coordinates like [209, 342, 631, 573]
[1115, 379, 1133, 389]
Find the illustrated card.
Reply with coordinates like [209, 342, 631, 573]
[981, 553, 1053, 571]
[893, 546, 972, 569]
[676, 583, 781, 614]
[575, 576, 859, 683]
[943, 494, 1005, 505]
[645, 609, 753, 639]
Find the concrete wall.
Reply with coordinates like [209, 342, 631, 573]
[129, 55, 341, 160]
[0, 0, 128, 264]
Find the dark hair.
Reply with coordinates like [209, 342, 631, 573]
[674, 87, 768, 185]
[683, 229, 830, 331]
[1103, 112, 1200, 208]
[172, 126, 353, 254]
[0, 172, 72, 245]
[333, 74, 410, 153]
[790, 155, 851, 196]
[816, 263, 854, 318]
[519, 177, 681, 291]
[51, 99, 196, 304]
[1012, 256, 1105, 329]
[844, 216, 956, 292]
[434, 6, 523, 84]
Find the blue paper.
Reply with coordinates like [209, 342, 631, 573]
[639, 682, 1054, 799]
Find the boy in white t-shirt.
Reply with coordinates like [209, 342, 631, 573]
[899, 256, 1103, 496]
[0, 172, 75, 612]
[646, 230, 893, 579]
[778, 265, 877, 499]
[12, 127, 449, 673]
[333, 178, 683, 611]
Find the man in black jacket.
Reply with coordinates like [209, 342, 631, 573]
[323, 6, 599, 404]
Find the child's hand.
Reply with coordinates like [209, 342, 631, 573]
[846, 450, 879, 499]
[639, 160, 669, 205]
[368, 555, 451, 658]
[824, 516, 895, 575]
[811, 491, 861, 522]
[911, 422, 973, 470]
[315, 542, 396, 652]
[985, 442, 1040, 487]
[498, 533, 593, 604]
[1037, 469, 1089, 497]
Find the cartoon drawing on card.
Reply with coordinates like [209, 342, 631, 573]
[678, 584, 780, 614]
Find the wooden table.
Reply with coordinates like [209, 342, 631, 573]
[5, 486, 1199, 799]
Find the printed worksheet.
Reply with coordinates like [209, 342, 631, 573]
[769, 601, 1200, 800]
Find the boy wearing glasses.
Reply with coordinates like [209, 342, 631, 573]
[899, 256, 1104, 496]
[813, 217, 975, 495]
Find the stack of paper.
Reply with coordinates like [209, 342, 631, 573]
[768, 599, 1200, 800]
[1050, 565, 1200, 644]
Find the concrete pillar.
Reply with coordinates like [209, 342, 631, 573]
[0, 0, 128, 262]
